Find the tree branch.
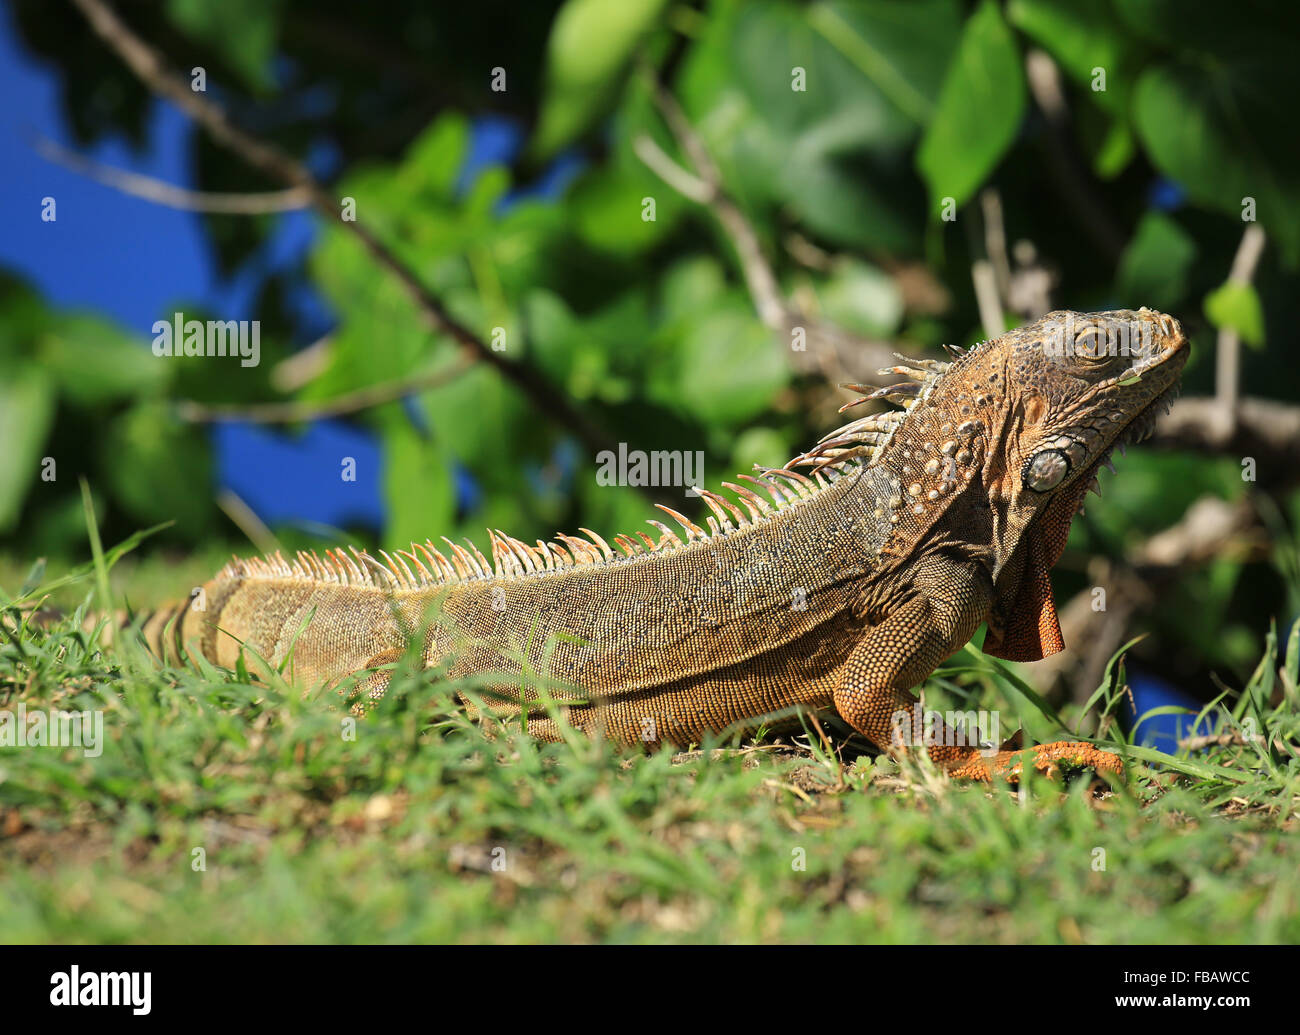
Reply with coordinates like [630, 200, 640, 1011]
[177, 357, 474, 424]
[635, 65, 897, 380]
[631, 134, 712, 205]
[32, 134, 311, 213]
[1153, 396, 1300, 489]
[1215, 224, 1267, 416]
[216, 489, 280, 555]
[69, 0, 623, 461]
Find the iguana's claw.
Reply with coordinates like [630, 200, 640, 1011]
[949, 740, 1124, 783]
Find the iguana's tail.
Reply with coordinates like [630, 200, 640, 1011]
[128, 596, 202, 666]
[6, 595, 197, 667]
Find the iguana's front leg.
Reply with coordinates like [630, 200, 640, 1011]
[834, 553, 1122, 782]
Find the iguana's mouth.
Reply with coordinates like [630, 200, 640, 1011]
[1074, 379, 1182, 509]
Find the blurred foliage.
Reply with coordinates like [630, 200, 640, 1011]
[3, 0, 1299, 701]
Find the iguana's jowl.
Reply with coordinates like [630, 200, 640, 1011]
[134, 308, 1188, 783]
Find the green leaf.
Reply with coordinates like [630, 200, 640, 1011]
[812, 259, 904, 338]
[0, 365, 55, 533]
[18, 557, 46, 598]
[672, 4, 792, 211]
[0, 275, 54, 362]
[670, 307, 787, 427]
[400, 114, 472, 202]
[567, 167, 679, 255]
[1006, 0, 1135, 113]
[916, 0, 1025, 213]
[524, 289, 634, 405]
[1285, 616, 1300, 692]
[1116, 212, 1197, 312]
[165, 0, 282, 92]
[39, 315, 170, 406]
[1204, 281, 1265, 347]
[463, 166, 511, 225]
[727, 1, 916, 144]
[99, 402, 214, 535]
[658, 258, 728, 323]
[310, 227, 438, 393]
[1093, 120, 1135, 179]
[1080, 634, 1149, 720]
[1133, 58, 1300, 264]
[809, 0, 963, 124]
[533, 0, 670, 156]
[380, 412, 455, 553]
[781, 114, 921, 250]
[1119, 742, 1252, 783]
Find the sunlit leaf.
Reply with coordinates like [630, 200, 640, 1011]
[533, 0, 670, 156]
[1204, 281, 1265, 347]
[916, 0, 1025, 212]
[0, 365, 55, 532]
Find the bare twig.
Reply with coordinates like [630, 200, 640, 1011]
[969, 189, 1009, 334]
[1227, 223, 1268, 282]
[269, 335, 333, 392]
[1005, 239, 1055, 318]
[1178, 731, 1258, 752]
[634, 67, 897, 381]
[979, 189, 1012, 304]
[631, 135, 712, 204]
[1215, 224, 1267, 417]
[783, 232, 835, 273]
[216, 489, 280, 555]
[70, 0, 622, 463]
[637, 75, 788, 329]
[970, 260, 1004, 337]
[178, 356, 474, 424]
[1153, 395, 1300, 489]
[32, 134, 311, 213]
[1133, 496, 1261, 568]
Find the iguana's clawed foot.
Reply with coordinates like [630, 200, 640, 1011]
[946, 740, 1124, 783]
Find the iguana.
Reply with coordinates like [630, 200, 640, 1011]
[132, 308, 1187, 781]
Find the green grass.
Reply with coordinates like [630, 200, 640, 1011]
[1, 529, 1298, 943]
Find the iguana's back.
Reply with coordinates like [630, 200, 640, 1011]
[158, 460, 893, 744]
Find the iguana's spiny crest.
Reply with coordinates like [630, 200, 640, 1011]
[220, 308, 1186, 599]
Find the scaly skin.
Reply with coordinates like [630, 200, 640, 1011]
[136, 308, 1187, 782]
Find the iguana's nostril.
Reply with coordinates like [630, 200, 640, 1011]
[1159, 313, 1184, 346]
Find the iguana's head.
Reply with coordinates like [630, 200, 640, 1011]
[950, 307, 1187, 659]
[953, 307, 1187, 501]
[813, 307, 1187, 661]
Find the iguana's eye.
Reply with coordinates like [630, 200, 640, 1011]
[1074, 326, 1110, 361]
[1024, 450, 1069, 492]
